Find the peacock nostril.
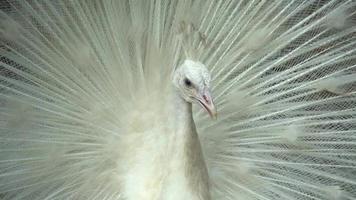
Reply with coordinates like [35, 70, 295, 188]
[203, 94, 209, 103]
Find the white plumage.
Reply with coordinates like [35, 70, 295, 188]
[0, 0, 356, 199]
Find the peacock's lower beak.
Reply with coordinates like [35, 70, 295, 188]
[197, 89, 217, 119]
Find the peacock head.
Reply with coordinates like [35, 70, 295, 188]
[173, 59, 217, 119]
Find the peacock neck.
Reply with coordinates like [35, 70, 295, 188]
[172, 91, 195, 133]
[166, 88, 211, 199]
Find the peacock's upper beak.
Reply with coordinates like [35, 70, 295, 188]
[197, 89, 217, 119]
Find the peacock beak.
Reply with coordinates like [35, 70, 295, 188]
[197, 89, 217, 119]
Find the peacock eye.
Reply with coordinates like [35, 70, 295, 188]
[184, 78, 192, 87]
